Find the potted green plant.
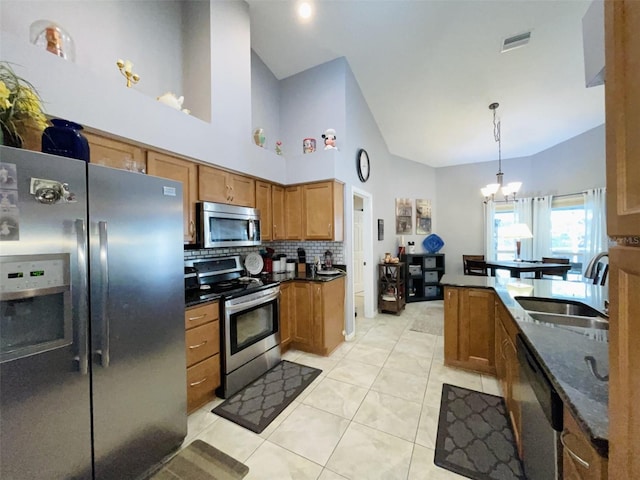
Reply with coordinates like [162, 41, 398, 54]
[0, 61, 48, 148]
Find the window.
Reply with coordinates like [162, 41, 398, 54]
[493, 203, 516, 261]
[489, 194, 587, 280]
[550, 195, 586, 279]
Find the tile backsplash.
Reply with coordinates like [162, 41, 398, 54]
[184, 241, 345, 265]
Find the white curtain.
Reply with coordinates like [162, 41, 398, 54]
[484, 200, 496, 261]
[514, 198, 533, 260]
[533, 196, 553, 259]
[583, 188, 608, 264]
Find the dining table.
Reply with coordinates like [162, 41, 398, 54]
[484, 260, 571, 280]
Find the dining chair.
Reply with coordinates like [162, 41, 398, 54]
[541, 257, 570, 279]
[463, 255, 487, 276]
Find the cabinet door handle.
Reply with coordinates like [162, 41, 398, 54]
[188, 340, 208, 350]
[189, 377, 208, 387]
[189, 220, 195, 237]
[328, 223, 331, 235]
[560, 430, 590, 469]
[188, 314, 208, 321]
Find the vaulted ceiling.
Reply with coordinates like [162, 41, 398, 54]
[248, 0, 605, 168]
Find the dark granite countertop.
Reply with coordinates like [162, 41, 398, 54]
[185, 269, 346, 308]
[440, 274, 609, 457]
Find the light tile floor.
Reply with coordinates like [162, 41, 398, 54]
[185, 299, 502, 479]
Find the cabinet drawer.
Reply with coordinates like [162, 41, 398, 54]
[185, 302, 219, 329]
[186, 354, 220, 413]
[185, 321, 219, 367]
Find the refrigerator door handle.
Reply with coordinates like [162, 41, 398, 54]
[74, 219, 89, 375]
[96, 220, 110, 368]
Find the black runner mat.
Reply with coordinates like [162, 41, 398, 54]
[434, 383, 525, 479]
[212, 360, 321, 434]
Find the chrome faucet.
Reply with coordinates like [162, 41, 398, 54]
[584, 252, 609, 280]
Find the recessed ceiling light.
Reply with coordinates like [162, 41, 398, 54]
[298, 2, 312, 20]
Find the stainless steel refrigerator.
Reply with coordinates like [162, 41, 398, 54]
[0, 146, 187, 479]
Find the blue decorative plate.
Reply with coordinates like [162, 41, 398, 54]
[422, 233, 444, 253]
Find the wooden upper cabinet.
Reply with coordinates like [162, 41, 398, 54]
[285, 185, 303, 240]
[272, 185, 286, 240]
[255, 180, 272, 241]
[302, 181, 344, 241]
[198, 164, 255, 207]
[605, 0, 640, 237]
[84, 131, 146, 173]
[147, 151, 198, 244]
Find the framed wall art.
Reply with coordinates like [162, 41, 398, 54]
[416, 198, 432, 235]
[395, 198, 412, 234]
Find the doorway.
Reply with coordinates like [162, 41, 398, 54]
[351, 187, 374, 337]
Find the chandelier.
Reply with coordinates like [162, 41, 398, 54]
[481, 102, 522, 203]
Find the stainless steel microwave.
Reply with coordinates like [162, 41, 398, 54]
[196, 202, 261, 248]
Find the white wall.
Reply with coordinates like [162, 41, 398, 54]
[0, 1, 288, 184]
[279, 58, 347, 160]
[436, 124, 606, 275]
[0, 0, 185, 102]
[251, 50, 281, 152]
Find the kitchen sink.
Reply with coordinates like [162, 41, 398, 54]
[514, 297, 604, 318]
[526, 312, 609, 330]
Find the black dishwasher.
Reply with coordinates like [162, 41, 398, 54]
[516, 334, 564, 479]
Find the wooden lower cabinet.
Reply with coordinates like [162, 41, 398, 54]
[289, 278, 345, 356]
[279, 281, 293, 349]
[444, 287, 496, 375]
[495, 301, 521, 457]
[562, 406, 608, 480]
[185, 302, 221, 413]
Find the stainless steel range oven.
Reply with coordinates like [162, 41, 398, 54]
[222, 285, 280, 397]
[185, 255, 281, 398]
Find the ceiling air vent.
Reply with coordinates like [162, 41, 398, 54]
[501, 31, 531, 53]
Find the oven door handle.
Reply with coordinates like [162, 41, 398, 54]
[225, 291, 279, 315]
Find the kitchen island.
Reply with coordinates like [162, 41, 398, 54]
[440, 274, 609, 461]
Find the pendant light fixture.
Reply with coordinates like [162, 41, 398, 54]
[481, 102, 522, 203]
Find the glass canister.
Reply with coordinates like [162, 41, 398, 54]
[42, 119, 90, 162]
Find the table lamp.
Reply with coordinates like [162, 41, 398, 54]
[501, 223, 533, 261]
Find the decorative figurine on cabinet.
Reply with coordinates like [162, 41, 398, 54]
[253, 128, 266, 147]
[157, 92, 190, 114]
[322, 128, 337, 150]
[303, 138, 316, 154]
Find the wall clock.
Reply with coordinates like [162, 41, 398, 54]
[356, 148, 370, 182]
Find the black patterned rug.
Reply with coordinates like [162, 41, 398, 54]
[212, 360, 321, 434]
[434, 384, 525, 480]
